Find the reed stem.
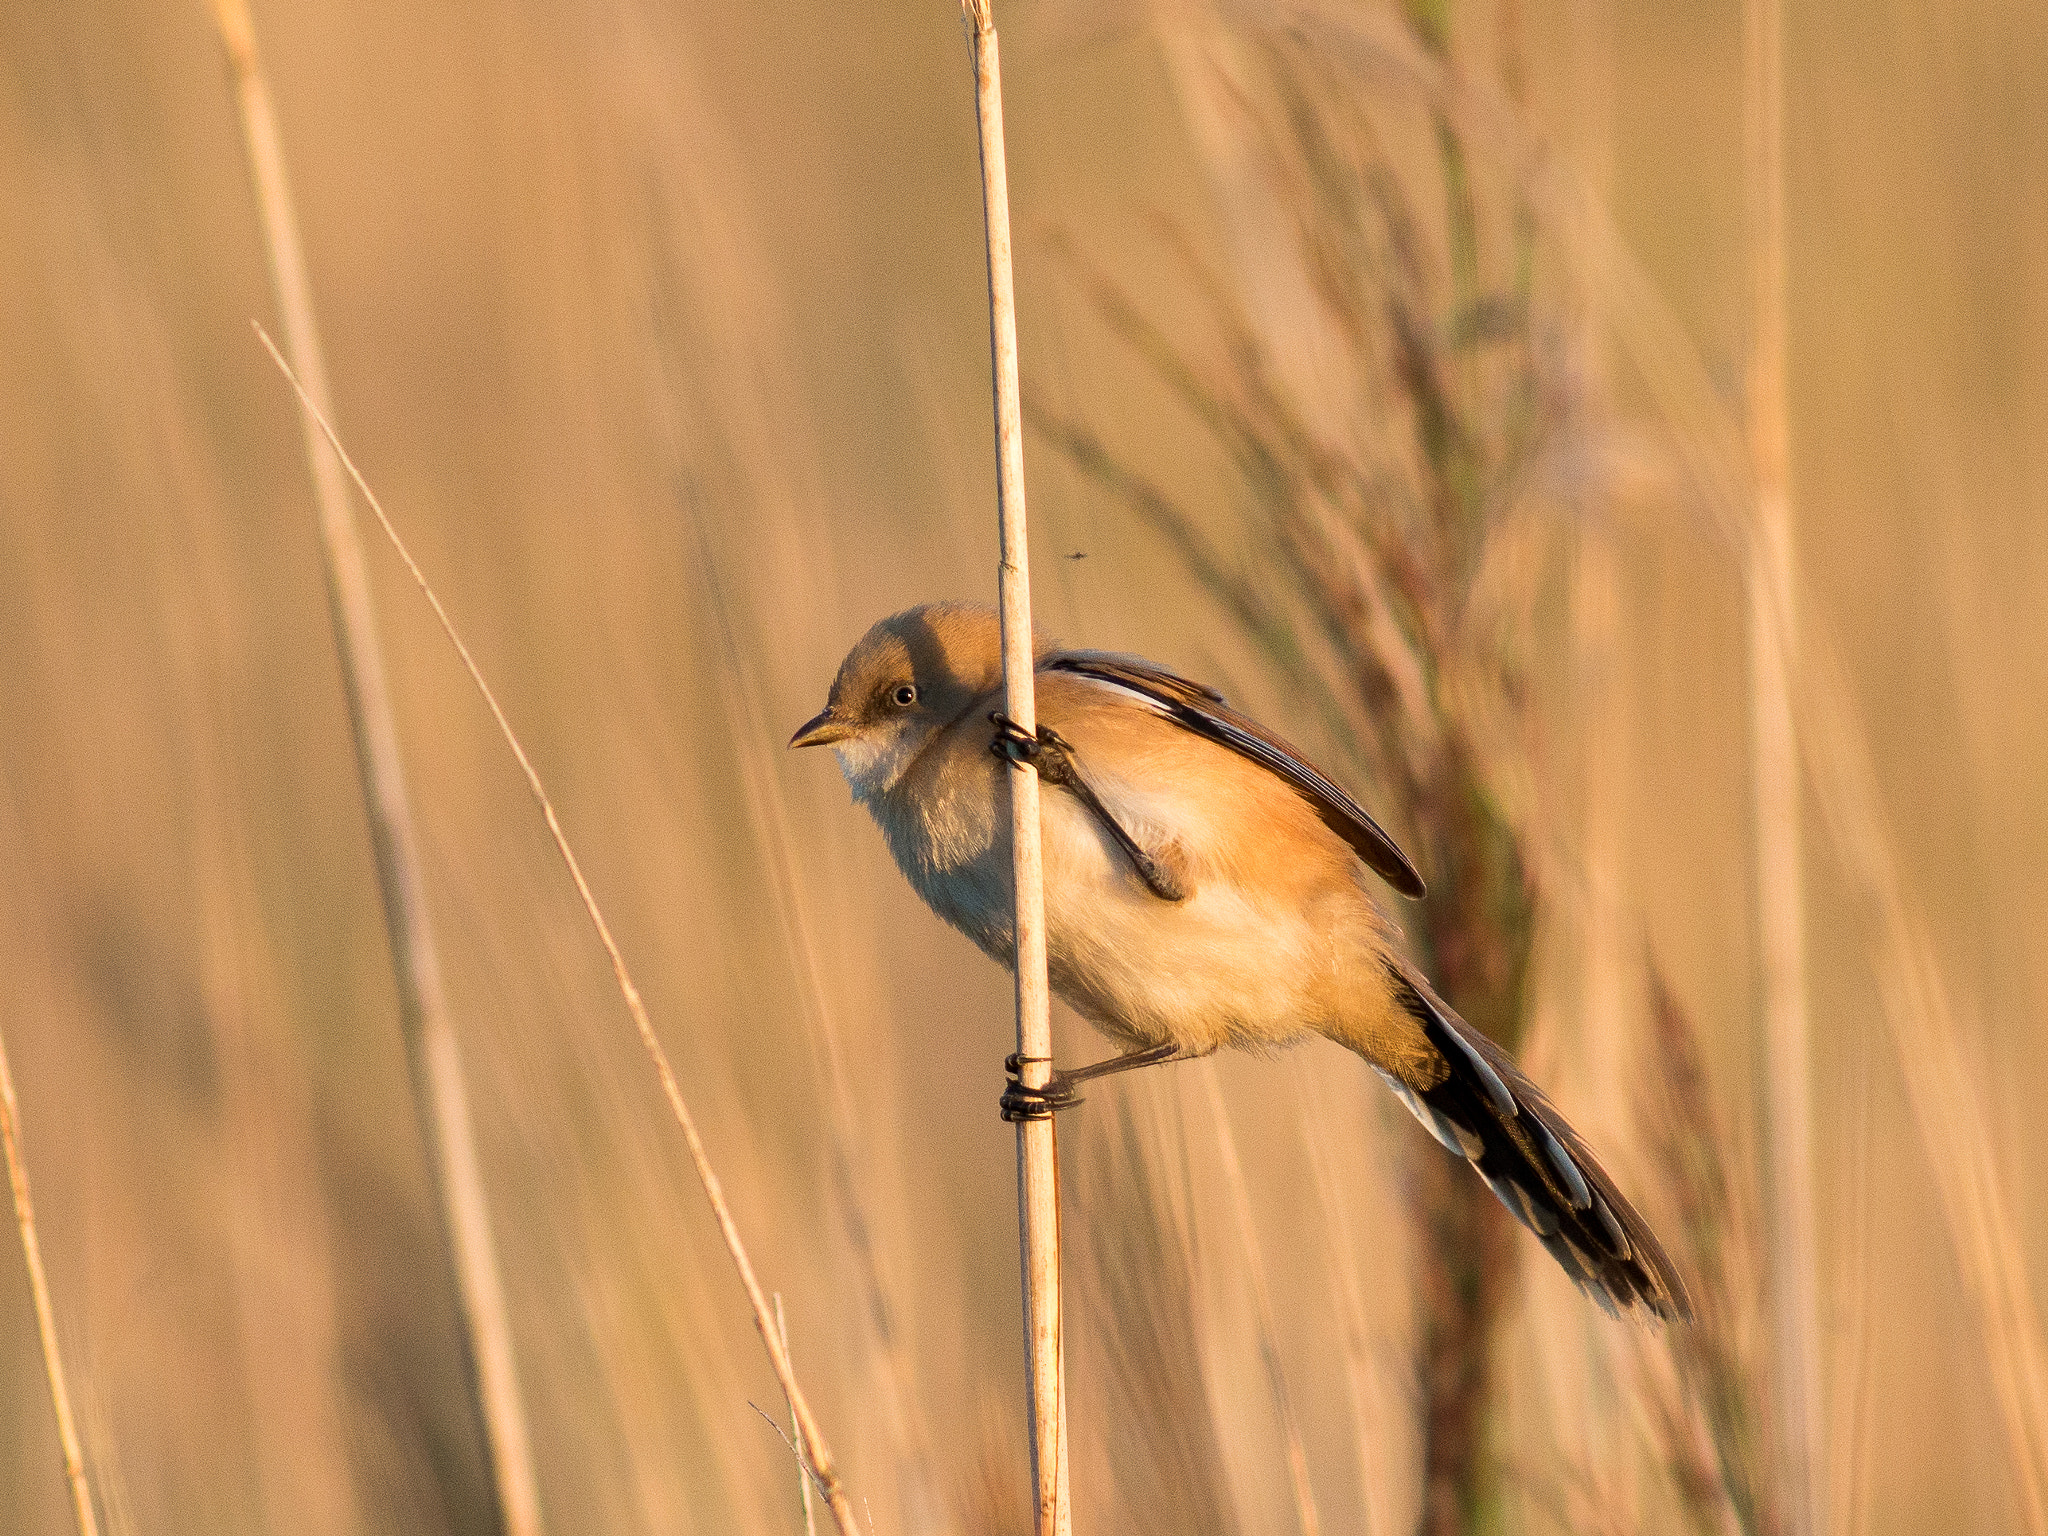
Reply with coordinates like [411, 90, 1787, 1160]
[0, 1020, 99, 1536]
[205, 7, 542, 1533]
[255, 326, 868, 1536]
[1744, 2, 1824, 1531]
[963, 5, 1072, 1532]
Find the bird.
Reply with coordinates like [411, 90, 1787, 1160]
[790, 601, 1690, 1322]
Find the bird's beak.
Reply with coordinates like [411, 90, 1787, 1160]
[789, 708, 854, 749]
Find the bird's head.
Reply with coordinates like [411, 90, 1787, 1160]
[791, 602, 1040, 800]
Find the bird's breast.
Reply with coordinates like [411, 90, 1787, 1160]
[869, 748, 1015, 961]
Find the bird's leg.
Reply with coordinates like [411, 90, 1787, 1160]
[999, 1039, 1192, 1122]
[989, 714, 1189, 902]
[1056, 1039, 1196, 1088]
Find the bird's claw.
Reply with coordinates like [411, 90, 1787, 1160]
[989, 713, 1042, 763]
[989, 715, 1076, 785]
[1000, 1052, 1081, 1122]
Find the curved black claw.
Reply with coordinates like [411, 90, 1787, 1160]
[989, 712, 1037, 763]
[1000, 1052, 1082, 1123]
[989, 714, 1075, 782]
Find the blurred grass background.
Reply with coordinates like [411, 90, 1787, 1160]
[1, 1, 2044, 1534]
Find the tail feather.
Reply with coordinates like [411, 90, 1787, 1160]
[1378, 963, 1693, 1323]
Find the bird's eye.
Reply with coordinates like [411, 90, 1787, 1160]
[891, 684, 918, 708]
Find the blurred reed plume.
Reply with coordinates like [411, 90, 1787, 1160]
[1032, 11, 1569, 1528]
[1641, 967, 1779, 1536]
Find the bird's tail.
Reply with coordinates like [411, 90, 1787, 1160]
[1374, 962, 1693, 1322]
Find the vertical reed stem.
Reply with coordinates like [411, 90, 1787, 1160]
[962, 6, 1071, 1532]
[0, 1021, 100, 1536]
[206, 7, 541, 1534]
[1744, 1, 1823, 1531]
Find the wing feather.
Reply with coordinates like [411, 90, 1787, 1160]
[1046, 649, 1426, 898]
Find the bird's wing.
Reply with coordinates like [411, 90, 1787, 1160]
[1045, 649, 1426, 898]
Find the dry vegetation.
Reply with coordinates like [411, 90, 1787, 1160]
[2, 2, 2046, 1535]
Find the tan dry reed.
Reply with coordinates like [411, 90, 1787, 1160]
[1289, 1060, 1406, 1535]
[0, 1020, 99, 1536]
[204, 6, 543, 1532]
[962, 3, 1073, 1533]
[1742, 1, 1824, 1530]
[253, 326, 867, 1536]
[774, 1295, 819, 1536]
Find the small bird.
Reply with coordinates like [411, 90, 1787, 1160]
[792, 602, 1689, 1321]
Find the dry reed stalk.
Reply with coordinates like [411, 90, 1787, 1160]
[205, 6, 542, 1534]
[1551, 32, 1641, 1521]
[776, 1295, 819, 1536]
[1199, 1065, 1323, 1536]
[1795, 637, 2048, 1536]
[193, 808, 367, 1536]
[254, 328, 868, 1536]
[1742, 3, 1823, 1531]
[686, 515, 939, 1524]
[1572, 143, 2048, 1532]
[0, 1020, 100, 1536]
[1825, 1057, 1874, 1536]
[1562, 522, 1640, 1527]
[963, 4, 1072, 1533]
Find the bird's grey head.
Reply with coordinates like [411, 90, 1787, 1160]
[790, 602, 1035, 800]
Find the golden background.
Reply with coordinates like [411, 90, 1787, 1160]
[1, 1, 2043, 1532]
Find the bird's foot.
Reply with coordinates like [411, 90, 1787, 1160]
[988, 712, 1036, 761]
[999, 1052, 1082, 1122]
[988, 715, 1076, 786]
